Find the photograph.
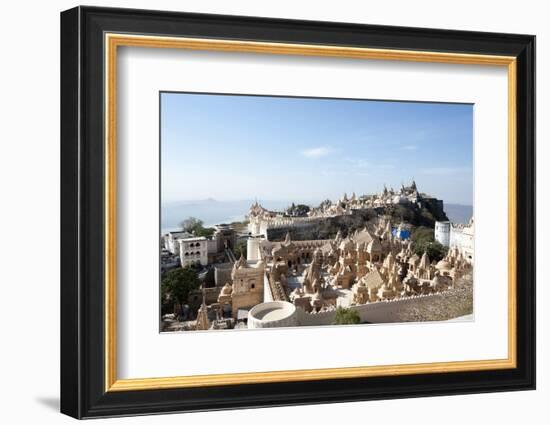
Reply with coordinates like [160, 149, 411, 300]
[159, 93, 475, 332]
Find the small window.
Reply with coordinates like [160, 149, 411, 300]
[251, 284, 255, 289]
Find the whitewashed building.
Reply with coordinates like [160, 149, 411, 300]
[163, 231, 193, 255]
[178, 237, 209, 267]
[435, 218, 474, 264]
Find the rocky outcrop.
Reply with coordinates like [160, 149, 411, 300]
[267, 201, 448, 242]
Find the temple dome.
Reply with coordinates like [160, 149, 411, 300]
[220, 283, 233, 296]
[255, 259, 266, 269]
[408, 254, 419, 265]
[436, 260, 451, 271]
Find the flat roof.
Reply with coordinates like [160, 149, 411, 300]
[166, 231, 192, 237]
[177, 236, 207, 242]
[249, 302, 296, 322]
[253, 306, 290, 321]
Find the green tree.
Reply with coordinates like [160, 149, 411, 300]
[161, 266, 201, 320]
[193, 226, 215, 238]
[287, 203, 311, 217]
[333, 307, 361, 325]
[233, 239, 247, 258]
[413, 240, 448, 262]
[410, 225, 447, 262]
[411, 226, 435, 244]
[179, 217, 203, 232]
[179, 216, 215, 237]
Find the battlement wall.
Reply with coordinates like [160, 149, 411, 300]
[266, 209, 377, 241]
[297, 291, 451, 326]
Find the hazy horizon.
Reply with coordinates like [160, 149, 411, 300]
[162, 197, 474, 206]
[161, 198, 473, 233]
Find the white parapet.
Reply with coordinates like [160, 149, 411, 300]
[246, 237, 261, 261]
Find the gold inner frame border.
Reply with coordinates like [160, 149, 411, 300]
[104, 33, 517, 392]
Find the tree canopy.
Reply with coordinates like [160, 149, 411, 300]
[334, 307, 361, 325]
[179, 216, 215, 237]
[411, 226, 435, 245]
[413, 240, 447, 262]
[286, 203, 311, 217]
[161, 266, 201, 317]
[233, 239, 247, 258]
[411, 225, 447, 262]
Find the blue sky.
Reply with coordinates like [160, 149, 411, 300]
[161, 92, 473, 205]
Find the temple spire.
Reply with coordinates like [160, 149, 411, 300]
[195, 284, 210, 331]
[284, 231, 291, 244]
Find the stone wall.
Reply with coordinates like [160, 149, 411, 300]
[188, 287, 222, 312]
[266, 209, 377, 241]
[296, 292, 453, 326]
[214, 262, 233, 286]
[232, 292, 264, 318]
[420, 198, 447, 222]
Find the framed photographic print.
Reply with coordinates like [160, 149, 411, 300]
[60, 6, 536, 419]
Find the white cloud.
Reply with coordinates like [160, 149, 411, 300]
[345, 157, 369, 168]
[301, 146, 333, 159]
[401, 144, 418, 151]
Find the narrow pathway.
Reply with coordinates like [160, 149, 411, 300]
[225, 248, 237, 263]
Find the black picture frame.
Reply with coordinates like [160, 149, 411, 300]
[60, 5, 535, 419]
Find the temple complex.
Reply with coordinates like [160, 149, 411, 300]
[162, 182, 473, 331]
[196, 215, 471, 330]
[247, 180, 444, 238]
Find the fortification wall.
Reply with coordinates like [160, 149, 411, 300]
[267, 209, 378, 241]
[297, 292, 450, 326]
[421, 198, 447, 222]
